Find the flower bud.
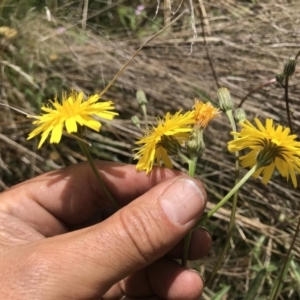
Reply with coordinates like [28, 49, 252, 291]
[136, 90, 148, 116]
[136, 90, 148, 106]
[283, 58, 296, 77]
[234, 108, 247, 123]
[131, 115, 140, 128]
[187, 128, 205, 158]
[275, 73, 285, 84]
[217, 87, 234, 111]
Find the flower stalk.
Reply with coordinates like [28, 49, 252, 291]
[78, 139, 119, 209]
[181, 155, 198, 267]
[206, 105, 240, 285]
[181, 100, 219, 267]
[196, 165, 257, 228]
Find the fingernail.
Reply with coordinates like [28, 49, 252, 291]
[159, 178, 205, 225]
[189, 269, 205, 284]
[200, 227, 211, 236]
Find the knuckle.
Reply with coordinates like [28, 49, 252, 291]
[118, 205, 166, 263]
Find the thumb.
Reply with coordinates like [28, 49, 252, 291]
[28, 176, 206, 298]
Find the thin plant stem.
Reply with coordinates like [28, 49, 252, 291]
[238, 78, 276, 108]
[284, 77, 293, 134]
[81, 0, 89, 30]
[270, 218, 300, 300]
[271, 54, 300, 298]
[206, 109, 239, 285]
[181, 230, 192, 267]
[181, 156, 198, 267]
[143, 109, 148, 131]
[188, 156, 197, 178]
[99, 9, 188, 98]
[196, 165, 257, 228]
[198, 1, 219, 88]
[78, 139, 119, 209]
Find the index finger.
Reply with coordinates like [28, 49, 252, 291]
[0, 161, 181, 234]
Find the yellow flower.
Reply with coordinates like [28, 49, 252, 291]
[27, 91, 118, 148]
[228, 118, 300, 187]
[193, 99, 220, 128]
[134, 110, 195, 174]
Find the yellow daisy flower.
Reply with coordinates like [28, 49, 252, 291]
[134, 110, 195, 174]
[27, 91, 118, 148]
[228, 118, 300, 187]
[193, 99, 220, 128]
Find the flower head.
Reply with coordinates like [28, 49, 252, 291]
[217, 87, 234, 111]
[134, 110, 195, 173]
[193, 100, 220, 128]
[228, 118, 300, 187]
[27, 91, 118, 148]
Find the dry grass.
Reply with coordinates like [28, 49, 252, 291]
[1, 0, 300, 298]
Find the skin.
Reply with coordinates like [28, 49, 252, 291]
[0, 161, 211, 300]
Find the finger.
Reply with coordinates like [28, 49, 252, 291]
[147, 258, 203, 299]
[167, 228, 212, 260]
[0, 161, 181, 236]
[74, 219, 212, 261]
[72, 216, 212, 260]
[19, 176, 207, 298]
[103, 258, 203, 299]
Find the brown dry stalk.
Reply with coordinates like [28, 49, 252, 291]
[198, 0, 219, 89]
[99, 9, 189, 98]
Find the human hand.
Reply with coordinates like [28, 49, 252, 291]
[0, 161, 211, 299]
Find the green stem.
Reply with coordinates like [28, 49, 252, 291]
[181, 156, 198, 267]
[181, 230, 192, 267]
[284, 77, 293, 134]
[206, 109, 239, 285]
[78, 140, 119, 209]
[270, 216, 300, 300]
[188, 156, 198, 177]
[196, 165, 257, 228]
[270, 58, 300, 298]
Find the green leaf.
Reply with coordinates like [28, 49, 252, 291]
[244, 269, 267, 300]
[269, 255, 294, 300]
[211, 285, 231, 300]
